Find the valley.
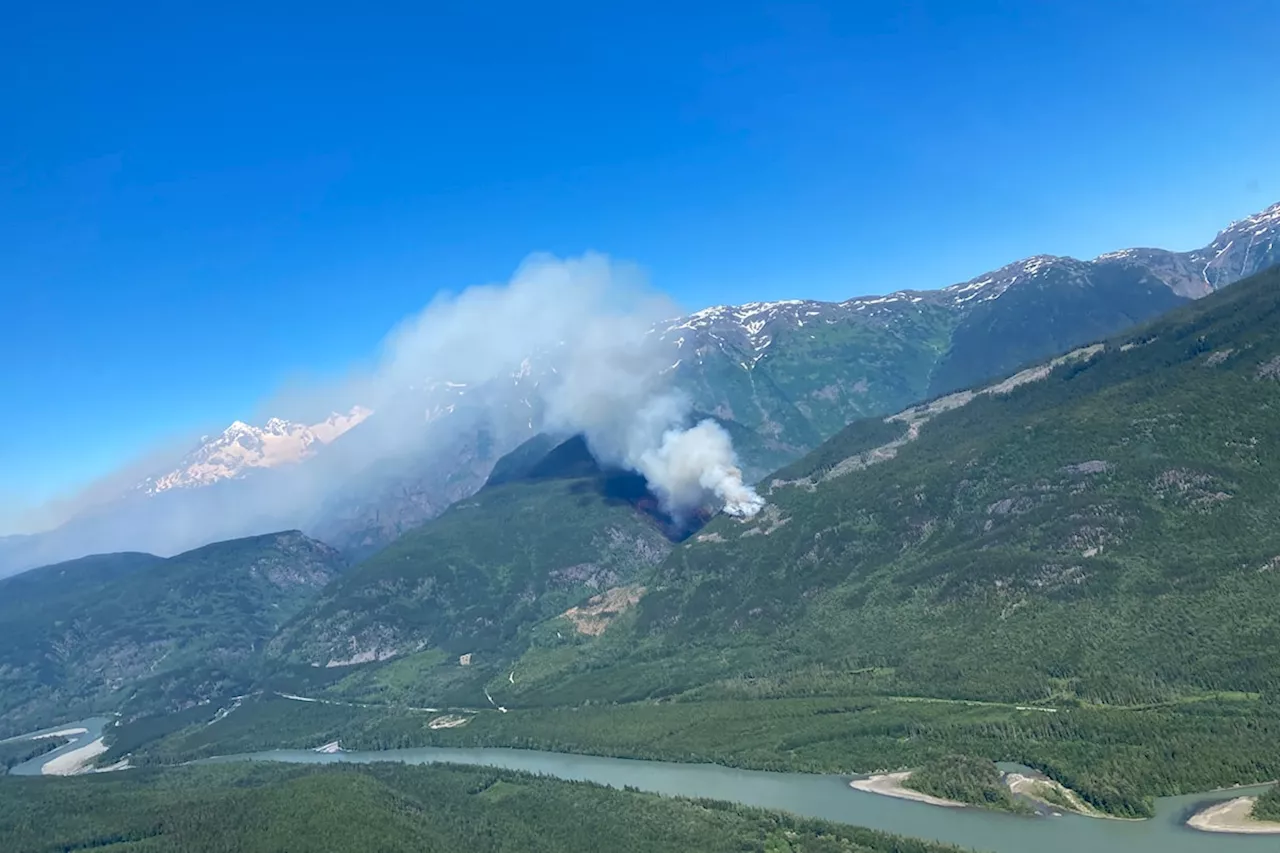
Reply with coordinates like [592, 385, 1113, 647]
[4, 710, 1277, 852]
[4, 216, 1280, 852]
[4, 203, 1278, 579]
[10, 5, 1280, 849]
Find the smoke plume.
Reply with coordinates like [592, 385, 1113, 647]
[350, 249, 765, 520]
[542, 303, 764, 519]
[1, 253, 764, 577]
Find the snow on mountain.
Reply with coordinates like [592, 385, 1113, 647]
[138, 201, 1280, 500]
[309, 407, 374, 443]
[941, 255, 1094, 304]
[140, 406, 372, 494]
[1194, 201, 1280, 292]
[658, 293, 937, 359]
[675, 201, 1280, 338]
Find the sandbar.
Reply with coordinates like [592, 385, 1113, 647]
[849, 771, 965, 807]
[41, 737, 107, 776]
[1186, 796, 1280, 834]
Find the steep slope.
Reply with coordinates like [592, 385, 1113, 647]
[925, 255, 1187, 395]
[506, 264, 1280, 708]
[266, 435, 676, 706]
[0, 531, 346, 737]
[304, 388, 537, 561]
[208, 200, 1280, 561]
[656, 296, 958, 451]
[4, 202, 1277, 578]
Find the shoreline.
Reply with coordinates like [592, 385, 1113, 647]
[1003, 771, 1141, 822]
[41, 737, 108, 776]
[848, 772, 965, 808]
[34, 727, 88, 740]
[12, 718, 1280, 836]
[851, 768, 1149, 822]
[1186, 796, 1280, 834]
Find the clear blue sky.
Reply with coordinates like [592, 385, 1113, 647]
[2, 0, 1278, 521]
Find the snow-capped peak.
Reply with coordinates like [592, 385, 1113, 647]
[1220, 201, 1280, 236]
[941, 254, 1087, 305]
[140, 406, 372, 495]
[1195, 201, 1280, 291]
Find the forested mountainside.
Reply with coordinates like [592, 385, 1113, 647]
[301, 201, 1280, 558]
[0, 532, 345, 738]
[4, 204, 1275, 576]
[265, 435, 678, 708]
[22, 267, 1280, 824]
[494, 263, 1280, 710]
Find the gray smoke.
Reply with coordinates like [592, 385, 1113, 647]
[364, 251, 764, 518]
[542, 303, 764, 519]
[0, 253, 763, 577]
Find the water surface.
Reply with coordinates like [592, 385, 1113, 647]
[210, 742, 1274, 853]
[7, 719, 1276, 852]
[4, 716, 110, 777]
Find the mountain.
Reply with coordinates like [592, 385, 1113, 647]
[496, 263, 1280, 709]
[0, 531, 346, 738]
[264, 435, 676, 707]
[3, 202, 1277, 577]
[304, 201, 1280, 556]
[301, 382, 545, 561]
[139, 407, 372, 495]
[67, 264, 1280, 823]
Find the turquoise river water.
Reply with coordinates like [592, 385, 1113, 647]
[5, 717, 1276, 853]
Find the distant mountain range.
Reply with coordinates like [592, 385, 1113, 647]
[139, 407, 372, 494]
[2, 201, 1277, 577]
[6, 261, 1280, 812]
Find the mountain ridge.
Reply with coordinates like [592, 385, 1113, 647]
[493, 262, 1280, 711]
[0, 530, 347, 738]
[139, 406, 373, 495]
[264, 434, 677, 704]
[3, 201, 1277, 577]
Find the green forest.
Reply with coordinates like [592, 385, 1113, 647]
[110, 690, 1280, 819]
[1253, 785, 1280, 822]
[902, 755, 1029, 813]
[0, 738, 64, 772]
[0, 761, 958, 853]
[0, 533, 346, 739]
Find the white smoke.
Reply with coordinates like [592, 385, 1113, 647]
[635, 421, 766, 518]
[2, 253, 765, 576]
[543, 302, 765, 519]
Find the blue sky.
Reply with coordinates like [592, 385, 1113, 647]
[2, 0, 1278, 524]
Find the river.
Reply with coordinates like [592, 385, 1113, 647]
[5, 718, 1277, 852]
